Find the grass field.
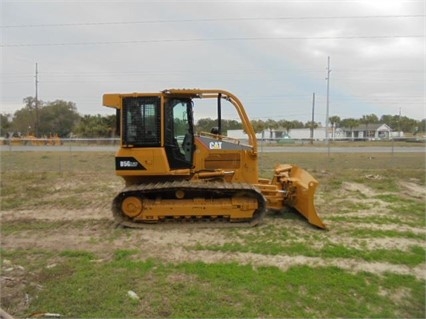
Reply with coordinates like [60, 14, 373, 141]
[1, 150, 425, 318]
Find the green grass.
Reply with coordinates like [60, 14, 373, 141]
[1, 151, 425, 318]
[259, 152, 426, 178]
[327, 215, 421, 227]
[0, 219, 110, 235]
[0, 151, 116, 172]
[59, 250, 96, 260]
[1, 170, 120, 210]
[192, 241, 425, 266]
[390, 201, 426, 219]
[341, 228, 424, 240]
[3, 250, 423, 318]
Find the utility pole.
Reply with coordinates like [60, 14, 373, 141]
[398, 107, 401, 137]
[325, 56, 331, 144]
[310, 92, 315, 144]
[35, 63, 39, 137]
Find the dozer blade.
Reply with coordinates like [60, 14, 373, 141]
[277, 164, 327, 229]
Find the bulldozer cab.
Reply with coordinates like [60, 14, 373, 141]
[103, 89, 259, 178]
[121, 95, 195, 170]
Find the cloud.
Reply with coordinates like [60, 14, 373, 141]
[1, 0, 424, 123]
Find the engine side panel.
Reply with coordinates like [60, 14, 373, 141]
[194, 135, 258, 184]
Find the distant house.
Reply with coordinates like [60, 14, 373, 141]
[227, 127, 343, 141]
[341, 123, 392, 140]
[287, 127, 344, 140]
[228, 123, 400, 141]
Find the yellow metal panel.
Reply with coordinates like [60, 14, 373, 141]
[103, 92, 163, 108]
[102, 94, 122, 109]
[116, 148, 170, 174]
[115, 148, 191, 182]
[204, 153, 241, 169]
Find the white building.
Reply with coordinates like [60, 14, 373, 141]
[287, 127, 344, 140]
[341, 123, 396, 140]
[227, 128, 335, 141]
[228, 123, 400, 141]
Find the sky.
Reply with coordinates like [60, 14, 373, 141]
[1, 0, 425, 124]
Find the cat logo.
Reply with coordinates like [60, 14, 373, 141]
[209, 141, 222, 149]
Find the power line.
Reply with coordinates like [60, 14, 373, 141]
[1, 14, 423, 28]
[1, 68, 423, 77]
[1, 35, 423, 47]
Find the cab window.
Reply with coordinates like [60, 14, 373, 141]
[122, 97, 161, 147]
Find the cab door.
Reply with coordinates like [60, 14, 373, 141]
[164, 98, 194, 169]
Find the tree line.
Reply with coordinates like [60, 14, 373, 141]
[1, 97, 116, 138]
[1, 97, 425, 138]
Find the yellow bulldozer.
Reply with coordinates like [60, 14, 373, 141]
[103, 89, 326, 229]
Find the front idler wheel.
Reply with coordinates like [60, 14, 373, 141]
[121, 196, 143, 218]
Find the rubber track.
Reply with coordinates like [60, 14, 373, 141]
[112, 180, 267, 229]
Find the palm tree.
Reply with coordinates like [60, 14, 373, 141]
[328, 115, 341, 128]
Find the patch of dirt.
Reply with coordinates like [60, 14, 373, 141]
[339, 222, 426, 235]
[399, 181, 426, 200]
[378, 287, 412, 304]
[3, 224, 425, 281]
[1, 208, 110, 221]
[2, 176, 426, 317]
[341, 182, 378, 197]
[325, 235, 424, 252]
[341, 180, 426, 202]
[2, 213, 425, 281]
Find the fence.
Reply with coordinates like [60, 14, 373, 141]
[1, 137, 424, 175]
